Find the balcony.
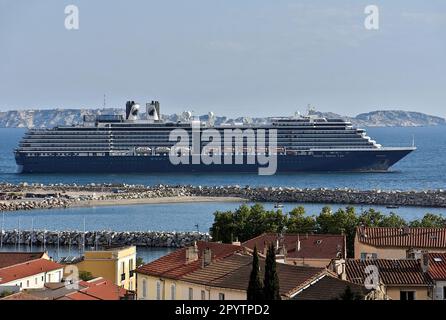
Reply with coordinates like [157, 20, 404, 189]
[121, 273, 126, 281]
[129, 270, 135, 278]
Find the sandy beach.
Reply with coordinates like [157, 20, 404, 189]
[72, 196, 247, 208]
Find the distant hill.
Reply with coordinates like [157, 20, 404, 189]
[0, 108, 444, 128]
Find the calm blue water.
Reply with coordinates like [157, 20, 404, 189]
[1, 127, 445, 190]
[1, 202, 444, 233]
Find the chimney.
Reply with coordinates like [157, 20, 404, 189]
[185, 242, 199, 264]
[331, 259, 347, 281]
[202, 248, 212, 267]
[359, 224, 367, 238]
[421, 252, 430, 273]
[403, 226, 410, 236]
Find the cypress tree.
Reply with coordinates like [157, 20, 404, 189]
[247, 246, 264, 300]
[263, 243, 281, 300]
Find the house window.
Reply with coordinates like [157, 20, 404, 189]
[443, 287, 446, 300]
[35, 278, 38, 285]
[48, 274, 51, 282]
[360, 253, 367, 260]
[26, 280, 30, 287]
[188, 288, 193, 300]
[129, 259, 134, 271]
[156, 281, 161, 300]
[171, 284, 176, 300]
[218, 293, 225, 300]
[201, 290, 206, 300]
[400, 291, 415, 300]
[142, 279, 147, 298]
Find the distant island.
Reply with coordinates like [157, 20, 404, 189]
[0, 108, 444, 128]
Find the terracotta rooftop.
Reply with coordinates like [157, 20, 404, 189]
[0, 291, 48, 300]
[242, 233, 346, 259]
[136, 241, 243, 280]
[182, 253, 327, 298]
[346, 259, 432, 286]
[26, 278, 128, 300]
[356, 227, 446, 248]
[292, 275, 370, 300]
[76, 278, 128, 300]
[0, 258, 63, 285]
[0, 252, 47, 269]
[427, 253, 446, 281]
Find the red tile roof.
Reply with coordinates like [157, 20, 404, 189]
[0, 292, 48, 300]
[76, 278, 128, 300]
[427, 253, 446, 281]
[242, 233, 346, 259]
[356, 227, 446, 248]
[182, 253, 327, 298]
[63, 291, 101, 300]
[0, 252, 47, 269]
[0, 259, 63, 285]
[292, 275, 370, 300]
[346, 259, 432, 286]
[136, 241, 243, 280]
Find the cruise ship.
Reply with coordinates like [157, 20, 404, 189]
[14, 101, 415, 173]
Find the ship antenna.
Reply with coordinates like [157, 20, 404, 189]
[103, 94, 106, 109]
[412, 134, 415, 148]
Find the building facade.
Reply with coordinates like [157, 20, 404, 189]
[354, 227, 446, 260]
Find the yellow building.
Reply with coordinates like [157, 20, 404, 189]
[136, 241, 328, 300]
[73, 246, 136, 291]
[354, 226, 446, 260]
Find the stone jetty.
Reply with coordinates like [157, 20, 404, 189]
[1, 182, 445, 212]
[0, 230, 210, 248]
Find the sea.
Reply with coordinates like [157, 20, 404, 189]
[1, 126, 445, 261]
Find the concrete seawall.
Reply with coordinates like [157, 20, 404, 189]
[0, 230, 211, 248]
[1, 183, 446, 212]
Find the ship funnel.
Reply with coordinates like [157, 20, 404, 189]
[125, 101, 140, 121]
[146, 101, 160, 122]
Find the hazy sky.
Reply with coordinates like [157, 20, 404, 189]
[1, 0, 445, 117]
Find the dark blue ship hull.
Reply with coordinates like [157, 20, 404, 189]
[15, 148, 415, 173]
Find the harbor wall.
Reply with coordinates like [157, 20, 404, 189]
[1, 183, 446, 211]
[0, 230, 210, 248]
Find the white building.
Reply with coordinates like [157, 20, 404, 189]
[0, 252, 64, 293]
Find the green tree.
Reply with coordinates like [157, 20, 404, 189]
[337, 286, 364, 300]
[0, 290, 14, 298]
[263, 243, 281, 300]
[136, 257, 145, 267]
[380, 212, 407, 227]
[79, 270, 94, 281]
[410, 213, 445, 228]
[247, 246, 264, 301]
[286, 206, 316, 233]
[210, 210, 236, 243]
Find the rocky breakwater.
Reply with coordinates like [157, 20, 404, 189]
[190, 185, 446, 207]
[1, 183, 446, 209]
[0, 198, 73, 212]
[0, 230, 211, 248]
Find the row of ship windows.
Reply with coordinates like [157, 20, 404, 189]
[28, 129, 361, 135]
